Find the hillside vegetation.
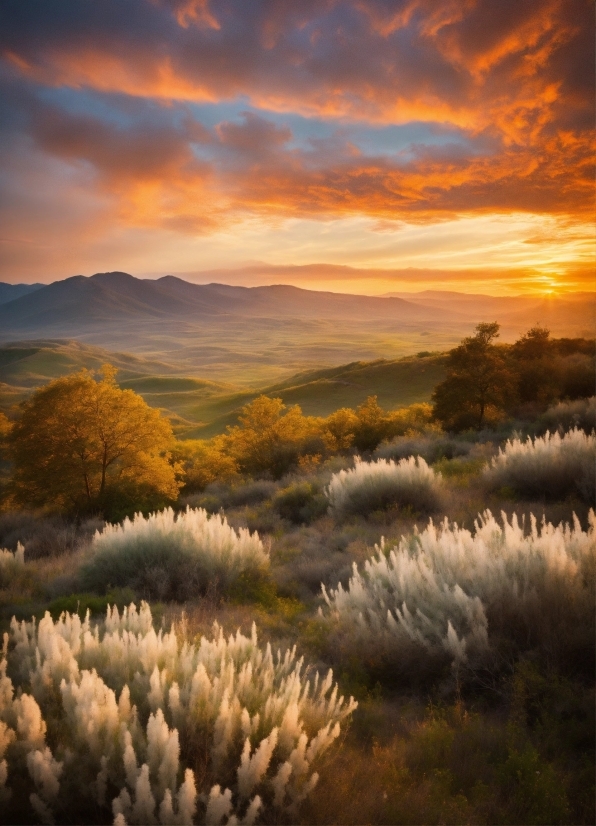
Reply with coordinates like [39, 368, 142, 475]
[0, 341, 446, 437]
[0, 322, 594, 825]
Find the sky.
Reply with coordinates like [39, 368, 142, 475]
[0, 0, 594, 294]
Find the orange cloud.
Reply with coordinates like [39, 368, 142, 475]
[0, 0, 592, 284]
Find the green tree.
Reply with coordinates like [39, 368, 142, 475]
[432, 322, 515, 431]
[8, 365, 180, 517]
[511, 326, 560, 408]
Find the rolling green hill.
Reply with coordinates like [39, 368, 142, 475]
[0, 341, 446, 438]
[179, 353, 447, 438]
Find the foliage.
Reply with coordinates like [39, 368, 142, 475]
[534, 396, 596, 436]
[0, 511, 102, 561]
[432, 323, 515, 431]
[326, 457, 443, 516]
[273, 483, 329, 525]
[351, 398, 434, 453]
[0, 601, 356, 824]
[511, 326, 560, 407]
[0, 543, 24, 570]
[304, 671, 592, 826]
[375, 433, 472, 464]
[321, 510, 595, 682]
[225, 397, 322, 479]
[0, 543, 24, 590]
[173, 439, 238, 493]
[484, 428, 596, 503]
[82, 507, 269, 601]
[7, 366, 180, 518]
[320, 408, 359, 453]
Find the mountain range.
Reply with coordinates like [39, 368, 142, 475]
[0, 272, 593, 386]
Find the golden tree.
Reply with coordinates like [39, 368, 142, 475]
[226, 395, 320, 477]
[173, 436, 238, 492]
[321, 407, 359, 452]
[8, 365, 180, 516]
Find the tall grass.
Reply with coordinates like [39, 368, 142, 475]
[0, 543, 25, 590]
[321, 510, 595, 680]
[82, 507, 269, 601]
[483, 428, 595, 502]
[374, 434, 472, 464]
[1, 602, 356, 824]
[535, 396, 596, 435]
[326, 457, 442, 516]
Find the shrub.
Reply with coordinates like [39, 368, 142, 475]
[0, 512, 102, 560]
[326, 457, 442, 516]
[81, 507, 269, 601]
[0, 542, 24, 589]
[273, 483, 328, 525]
[321, 510, 595, 681]
[0, 601, 356, 824]
[484, 428, 596, 503]
[375, 434, 472, 464]
[225, 396, 322, 478]
[0, 542, 24, 569]
[173, 439, 238, 493]
[535, 396, 596, 435]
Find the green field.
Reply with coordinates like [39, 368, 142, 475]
[0, 341, 446, 437]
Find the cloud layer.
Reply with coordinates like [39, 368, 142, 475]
[0, 0, 593, 288]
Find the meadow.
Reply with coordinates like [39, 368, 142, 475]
[0, 326, 594, 825]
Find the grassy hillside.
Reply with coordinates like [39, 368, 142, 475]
[183, 353, 447, 438]
[0, 341, 446, 438]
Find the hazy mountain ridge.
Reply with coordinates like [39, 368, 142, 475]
[1, 273, 592, 388]
[0, 271, 447, 331]
[0, 282, 43, 305]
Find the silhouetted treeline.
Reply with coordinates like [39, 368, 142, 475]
[432, 325, 594, 431]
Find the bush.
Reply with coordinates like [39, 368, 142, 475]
[375, 434, 472, 464]
[273, 483, 329, 525]
[484, 428, 596, 503]
[0, 601, 356, 824]
[81, 507, 269, 601]
[321, 510, 595, 682]
[0, 512, 102, 560]
[0, 542, 24, 589]
[326, 457, 442, 516]
[534, 396, 596, 435]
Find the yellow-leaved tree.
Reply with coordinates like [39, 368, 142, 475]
[172, 436, 238, 492]
[8, 365, 180, 517]
[226, 395, 321, 478]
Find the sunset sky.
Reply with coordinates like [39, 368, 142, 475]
[0, 0, 593, 294]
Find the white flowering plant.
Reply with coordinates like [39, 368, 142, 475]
[0, 543, 25, 590]
[321, 510, 595, 680]
[483, 428, 595, 503]
[82, 507, 270, 601]
[325, 457, 442, 516]
[0, 601, 356, 824]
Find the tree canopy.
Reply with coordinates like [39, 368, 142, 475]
[431, 322, 515, 431]
[8, 365, 180, 517]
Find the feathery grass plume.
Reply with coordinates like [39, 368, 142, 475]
[1, 602, 356, 824]
[374, 434, 472, 464]
[326, 456, 442, 516]
[534, 396, 596, 435]
[0, 542, 25, 569]
[82, 507, 269, 600]
[321, 510, 596, 680]
[483, 428, 596, 503]
[0, 542, 25, 590]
